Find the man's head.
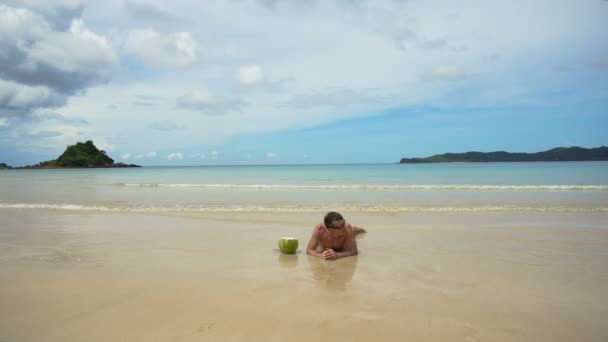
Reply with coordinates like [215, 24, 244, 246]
[324, 211, 345, 229]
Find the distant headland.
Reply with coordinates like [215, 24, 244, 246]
[399, 146, 608, 163]
[1, 140, 140, 169]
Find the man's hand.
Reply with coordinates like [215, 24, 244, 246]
[322, 248, 337, 260]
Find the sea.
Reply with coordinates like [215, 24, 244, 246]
[1, 162, 607, 214]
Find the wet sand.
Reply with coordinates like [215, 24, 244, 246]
[1, 209, 607, 341]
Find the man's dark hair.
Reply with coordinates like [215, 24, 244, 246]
[324, 211, 344, 227]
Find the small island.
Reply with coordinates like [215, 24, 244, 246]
[399, 146, 608, 163]
[1, 140, 140, 169]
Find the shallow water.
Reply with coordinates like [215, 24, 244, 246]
[1, 162, 607, 213]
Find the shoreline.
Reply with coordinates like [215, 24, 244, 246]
[3, 160, 608, 169]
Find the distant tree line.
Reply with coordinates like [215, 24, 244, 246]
[399, 146, 608, 163]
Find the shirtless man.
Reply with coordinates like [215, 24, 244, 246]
[306, 212, 366, 260]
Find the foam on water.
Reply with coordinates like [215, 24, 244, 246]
[113, 183, 608, 191]
[1, 202, 606, 213]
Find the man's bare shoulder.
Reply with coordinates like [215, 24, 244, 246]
[345, 222, 356, 231]
[313, 223, 324, 233]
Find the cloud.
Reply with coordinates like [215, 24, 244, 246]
[24, 111, 89, 127]
[0, 118, 9, 127]
[210, 151, 220, 160]
[149, 120, 184, 131]
[124, 0, 177, 23]
[0, 80, 64, 117]
[278, 87, 383, 109]
[2, 0, 84, 30]
[235, 65, 291, 92]
[0, 4, 117, 120]
[254, 0, 315, 10]
[265, 152, 276, 158]
[176, 90, 248, 115]
[121, 153, 131, 160]
[124, 29, 200, 68]
[236, 65, 265, 85]
[167, 152, 184, 161]
[96, 142, 115, 153]
[134, 151, 157, 159]
[422, 67, 478, 81]
[0, 8, 117, 94]
[189, 153, 207, 159]
[132, 94, 165, 107]
[29, 130, 63, 138]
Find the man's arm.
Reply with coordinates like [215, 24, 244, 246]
[352, 224, 366, 234]
[306, 224, 324, 258]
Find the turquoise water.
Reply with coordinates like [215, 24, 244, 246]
[1, 162, 607, 213]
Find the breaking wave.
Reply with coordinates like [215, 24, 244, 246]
[1, 202, 606, 213]
[111, 183, 608, 191]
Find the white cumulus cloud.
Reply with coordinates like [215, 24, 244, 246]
[167, 152, 183, 161]
[121, 153, 130, 160]
[134, 151, 157, 159]
[265, 152, 276, 158]
[236, 65, 265, 85]
[124, 29, 200, 67]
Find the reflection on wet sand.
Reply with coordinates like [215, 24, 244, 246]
[308, 256, 358, 291]
[277, 252, 299, 269]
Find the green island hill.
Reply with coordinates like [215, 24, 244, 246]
[1, 140, 140, 169]
[399, 146, 608, 163]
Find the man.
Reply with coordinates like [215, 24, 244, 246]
[306, 212, 366, 260]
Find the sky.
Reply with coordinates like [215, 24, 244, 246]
[0, 0, 607, 166]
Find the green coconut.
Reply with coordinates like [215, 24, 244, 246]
[278, 237, 298, 254]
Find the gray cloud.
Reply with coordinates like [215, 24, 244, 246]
[254, 0, 315, 10]
[0, 3, 117, 119]
[0, 45, 111, 95]
[176, 90, 248, 115]
[1, 0, 83, 30]
[422, 67, 479, 81]
[339, 3, 466, 52]
[243, 78, 292, 92]
[419, 38, 467, 52]
[149, 120, 185, 131]
[278, 87, 384, 109]
[28, 130, 64, 138]
[34, 111, 89, 126]
[132, 95, 165, 107]
[0, 80, 66, 118]
[125, 0, 178, 23]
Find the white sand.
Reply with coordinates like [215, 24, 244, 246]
[0, 209, 607, 341]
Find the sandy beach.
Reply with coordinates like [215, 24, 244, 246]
[0, 209, 607, 341]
